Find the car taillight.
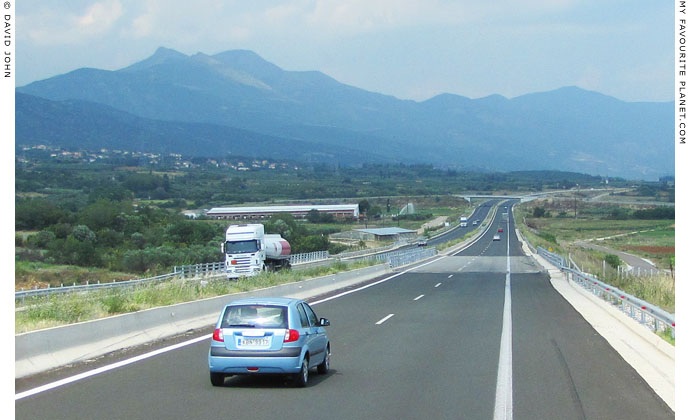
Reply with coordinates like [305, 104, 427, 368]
[212, 328, 224, 342]
[283, 329, 300, 342]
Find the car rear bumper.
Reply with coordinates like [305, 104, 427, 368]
[209, 347, 303, 374]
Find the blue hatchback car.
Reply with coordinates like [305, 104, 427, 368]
[208, 297, 331, 387]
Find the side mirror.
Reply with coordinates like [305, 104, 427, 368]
[220, 242, 225, 254]
[319, 318, 330, 327]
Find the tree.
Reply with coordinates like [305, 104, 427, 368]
[358, 199, 370, 215]
[368, 205, 383, 218]
[78, 199, 131, 231]
[604, 254, 622, 269]
[15, 199, 68, 230]
[307, 209, 321, 223]
[26, 230, 56, 249]
[608, 208, 629, 220]
[533, 207, 546, 218]
[130, 232, 146, 249]
[71, 225, 96, 243]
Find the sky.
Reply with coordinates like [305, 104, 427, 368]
[16, 0, 673, 102]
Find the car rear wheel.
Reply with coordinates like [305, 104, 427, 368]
[210, 372, 225, 386]
[317, 345, 330, 374]
[295, 357, 309, 387]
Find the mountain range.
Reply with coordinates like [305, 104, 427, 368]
[16, 47, 674, 179]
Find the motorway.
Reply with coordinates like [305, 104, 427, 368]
[15, 201, 674, 420]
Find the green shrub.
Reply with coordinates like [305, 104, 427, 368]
[604, 254, 622, 269]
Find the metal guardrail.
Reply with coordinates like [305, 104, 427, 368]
[15, 251, 332, 301]
[333, 241, 410, 259]
[15, 271, 180, 303]
[356, 246, 438, 268]
[537, 247, 675, 338]
[175, 261, 225, 279]
[289, 251, 330, 265]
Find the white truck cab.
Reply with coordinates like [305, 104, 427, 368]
[222, 224, 291, 278]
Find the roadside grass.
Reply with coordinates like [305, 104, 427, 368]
[567, 247, 675, 313]
[658, 328, 675, 346]
[525, 218, 672, 243]
[15, 261, 136, 290]
[514, 203, 675, 315]
[15, 260, 378, 334]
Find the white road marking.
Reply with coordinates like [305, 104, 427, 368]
[448, 274, 453, 278]
[18, 253, 450, 400]
[493, 208, 513, 420]
[310, 255, 446, 306]
[15, 334, 210, 401]
[435, 283, 442, 288]
[376, 314, 395, 325]
[413, 294, 425, 301]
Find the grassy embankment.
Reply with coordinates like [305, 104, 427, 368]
[16, 260, 378, 334]
[513, 202, 674, 314]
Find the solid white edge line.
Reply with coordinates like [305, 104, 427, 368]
[15, 334, 211, 401]
[413, 294, 425, 301]
[493, 205, 513, 420]
[18, 252, 449, 400]
[375, 314, 395, 325]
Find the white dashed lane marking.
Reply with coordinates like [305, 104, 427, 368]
[376, 314, 395, 325]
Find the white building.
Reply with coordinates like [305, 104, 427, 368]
[207, 204, 360, 220]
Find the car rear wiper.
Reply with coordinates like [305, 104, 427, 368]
[226, 323, 257, 328]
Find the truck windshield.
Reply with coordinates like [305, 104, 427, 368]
[225, 240, 259, 254]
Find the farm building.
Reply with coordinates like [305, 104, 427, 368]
[353, 227, 417, 242]
[206, 204, 360, 220]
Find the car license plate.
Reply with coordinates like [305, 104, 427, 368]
[239, 337, 270, 347]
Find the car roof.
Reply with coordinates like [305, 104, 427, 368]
[224, 297, 301, 307]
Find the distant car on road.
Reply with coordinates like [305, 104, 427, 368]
[209, 297, 331, 387]
[498, 228, 504, 233]
[493, 234, 501, 241]
[473, 220, 478, 226]
[417, 238, 428, 247]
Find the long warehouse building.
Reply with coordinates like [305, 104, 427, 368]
[206, 204, 360, 220]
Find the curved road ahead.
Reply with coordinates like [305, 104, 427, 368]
[15, 201, 673, 420]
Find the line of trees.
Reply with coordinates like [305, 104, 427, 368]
[608, 207, 674, 220]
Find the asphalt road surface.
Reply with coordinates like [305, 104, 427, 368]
[15, 200, 674, 420]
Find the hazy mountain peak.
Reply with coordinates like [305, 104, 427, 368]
[422, 93, 472, 106]
[211, 49, 284, 80]
[189, 51, 273, 91]
[15, 49, 673, 180]
[120, 46, 188, 72]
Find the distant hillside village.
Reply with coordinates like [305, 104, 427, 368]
[16, 144, 303, 172]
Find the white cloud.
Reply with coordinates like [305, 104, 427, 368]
[23, 0, 124, 45]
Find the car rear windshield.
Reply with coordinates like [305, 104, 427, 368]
[221, 305, 288, 329]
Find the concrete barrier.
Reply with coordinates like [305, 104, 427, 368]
[15, 263, 391, 378]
